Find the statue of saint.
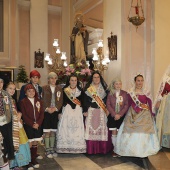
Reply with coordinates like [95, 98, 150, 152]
[70, 13, 89, 65]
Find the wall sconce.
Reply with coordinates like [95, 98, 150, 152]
[128, 0, 145, 31]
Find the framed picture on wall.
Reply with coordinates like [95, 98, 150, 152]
[0, 68, 14, 87]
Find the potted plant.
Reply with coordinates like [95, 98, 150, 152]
[16, 65, 28, 88]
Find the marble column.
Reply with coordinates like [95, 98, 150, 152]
[103, 0, 153, 94]
[30, 0, 48, 85]
[103, 0, 122, 85]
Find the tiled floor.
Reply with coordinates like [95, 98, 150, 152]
[36, 146, 148, 170]
[19, 146, 170, 170]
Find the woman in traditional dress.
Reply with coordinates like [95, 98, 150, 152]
[114, 74, 160, 157]
[83, 71, 112, 154]
[106, 78, 129, 157]
[154, 65, 170, 148]
[56, 74, 86, 153]
[6, 82, 31, 170]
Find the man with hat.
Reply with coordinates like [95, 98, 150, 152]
[19, 70, 42, 101]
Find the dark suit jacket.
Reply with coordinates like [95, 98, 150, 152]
[42, 85, 63, 111]
[106, 90, 129, 117]
[19, 82, 42, 101]
[19, 97, 44, 127]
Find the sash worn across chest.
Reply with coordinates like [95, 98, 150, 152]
[129, 91, 149, 110]
[87, 85, 108, 115]
[64, 87, 81, 106]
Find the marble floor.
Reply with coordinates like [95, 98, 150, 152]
[19, 146, 170, 170]
[35, 146, 148, 170]
[148, 148, 170, 170]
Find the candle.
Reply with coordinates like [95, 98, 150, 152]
[45, 53, 50, 61]
[61, 52, 67, 60]
[53, 39, 59, 47]
[135, 6, 139, 15]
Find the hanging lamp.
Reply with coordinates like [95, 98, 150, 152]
[128, 0, 145, 31]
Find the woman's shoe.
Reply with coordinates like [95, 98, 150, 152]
[52, 152, 58, 158]
[112, 151, 119, 157]
[26, 163, 34, 170]
[36, 154, 43, 160]
[31, 160, 39, 169]
[46, 151, 53, 159]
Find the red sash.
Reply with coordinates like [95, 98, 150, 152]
[64, 87, 81, 106]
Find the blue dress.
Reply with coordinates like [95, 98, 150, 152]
[10, 122, 31, 168]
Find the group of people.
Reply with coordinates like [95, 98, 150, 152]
[0, 67, 170, 170]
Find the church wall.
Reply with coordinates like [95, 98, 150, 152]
[48, 12, 61, 62]
[2, 0, 170, 94]
[10, 0, 17, 67]
[18, 5, 30, 73]
[154, 0, 170, 96]
[103, 0, 122, 86]
[121, 0, 154, 95]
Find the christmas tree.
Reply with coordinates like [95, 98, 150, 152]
[16, 65, 29, 83]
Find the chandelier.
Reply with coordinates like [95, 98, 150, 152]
[128, 0, 145, 30]
[92, 40, 110, 74]
[45, 39, 68, 74]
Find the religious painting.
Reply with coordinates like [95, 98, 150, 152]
[108, 33, 117, 60]
[34, 49, 44, 68]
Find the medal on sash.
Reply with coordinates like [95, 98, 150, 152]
[129, 91, 149, 110]
[36, 101, 40, 112]
[57, 91, 61, 101]
[4, 96, 9, 110]
[119, 96, 123, 105]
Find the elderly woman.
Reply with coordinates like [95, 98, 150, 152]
[83, 71, 112, 154]
[114, 74, 160, 157]
[42, 72, 63, 158]
[106, 78, 129, 157]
